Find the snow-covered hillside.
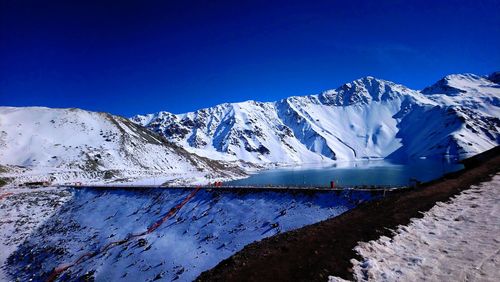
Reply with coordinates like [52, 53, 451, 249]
[4, 188, 372, 281]
[0, 187, 72, 281]
[132, 73, 500, 165]
[0, 107, 243, 185]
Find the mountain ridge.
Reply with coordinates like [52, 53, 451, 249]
[0, 106, 243, 185]
[132, 73, 500, 165]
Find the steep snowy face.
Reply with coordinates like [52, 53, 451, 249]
[133, 101, 326, 164]
[0, 107, 241, 184]
[421, 73, 500, 115]
[395, 73, 500, 159]
[389, 105, 500, 159]
[132, 74, 500, 164]
[274, 78, 427, 161]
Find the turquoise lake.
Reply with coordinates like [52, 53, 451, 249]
[228, 159, 464, 187]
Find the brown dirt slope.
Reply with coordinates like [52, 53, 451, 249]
[197, 147, 500, 282]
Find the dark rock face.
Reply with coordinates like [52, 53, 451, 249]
[163, 124, 190, 139]
[244, 144, 270, 155]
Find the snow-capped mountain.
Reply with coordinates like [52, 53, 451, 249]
[132, 73, 500, 164]
[0, 107, 242, 185]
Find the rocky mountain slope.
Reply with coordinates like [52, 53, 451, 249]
[0, 107, 242, 185]
[132, 73, 500, 165]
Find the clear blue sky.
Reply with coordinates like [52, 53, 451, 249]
[1, 0, 499, 117]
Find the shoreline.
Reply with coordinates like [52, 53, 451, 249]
[197, 147, 500, 281]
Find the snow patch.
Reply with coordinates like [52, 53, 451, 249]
[329, 174, 500, 281]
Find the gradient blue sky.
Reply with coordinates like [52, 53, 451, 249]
[1, 0, 499, 117]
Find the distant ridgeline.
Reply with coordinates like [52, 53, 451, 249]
[132, 72, 500, 164]
[0, 107, 244, 185]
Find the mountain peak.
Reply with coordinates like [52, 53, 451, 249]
[318, 76, 412, 106]
[340, 76, 388, 87]
[421, 73, 490, 95]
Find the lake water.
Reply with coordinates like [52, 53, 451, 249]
[228, 159, 463, 187]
